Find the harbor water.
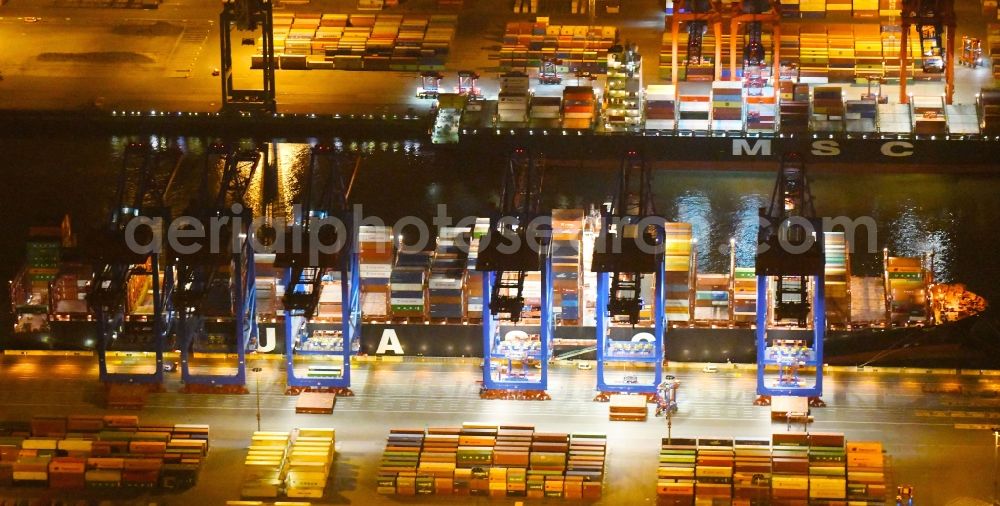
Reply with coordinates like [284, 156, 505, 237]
[1, 134, 998, 334]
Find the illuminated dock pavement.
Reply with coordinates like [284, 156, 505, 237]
[1, 354, 999, 504]
[0, 0, 993, 115]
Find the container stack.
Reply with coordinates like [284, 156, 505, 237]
[853, 0, 878, 16]
[678, 94, 711, 131]
[779, 25, 800, 79]
[880, 27, 904, 80]
[827, 25, 855, 82]
[658, 29, 688, 81]
[499, 18, 617, 74]
[991, 25, 1000, 81]
[717, 33, 735, 79]
[945, 103, 980, 134]
[552, 210, 584, 324]
[376, 428, 423, 495]
[779, 82, 810, 132]
[377, 424, 605, 498]
[824, 232, 851, 327]
[529, 96, 563, 126]
[242, 431, 289, 498]
[746, 93, 777, 132]
[808, 433, 847, 504]
[846, 441, 886, 504]
[811, 86, 845, 131]
[429, 227, 468, 320]
[850, 276, 887, 325]
[498, 72, 531, 124]
[845, 99, 877, 132]
[911, 95, 947, 134]
[390, 251, 431, 319]
[655, 433, 891, 502]
[711, 81, 744, 131]
[877, 0, 901, 16]
[695, 438, 734, 503]
[604, 45, 643, 131]
[657, 437, 696, 502]
[359, 225, 394, 320]
[432, 93, 466, 145]
[876, 103, 912, 133]
[826, 0, 851, 17]
[733, 267, 757, 323]
[260, 13, 456, 71]
[315, 271, 343, 322]
[980, 88, 1000, 135]
[466, 218, 491, 320]
[0, 416, 207, 492]
[566, 433, 605, 499]
[664, 223, 693, 323]
[18, 235, 61, 312]
[688, 31, 717, 81]
[285, 428, 336, 499]
[563, 86, 597, 129]
[644, 84, 677, 130]
[772, 433, 810, 502]
[694, 273, 729, 322]
[50, 263, 91, 315]
[886, 256, 927, 324]
[854, 25, 884, 80]
[608, 394, 648, 421]
[800, 0, 826, 18]
[799, 26, 829, 82]
[733, 439, 772, 503]
[522, 271, 543, 321]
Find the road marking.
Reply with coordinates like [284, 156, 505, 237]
[955, 424, 998, 430]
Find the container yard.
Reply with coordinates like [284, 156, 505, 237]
[2, 0, 1000, 503]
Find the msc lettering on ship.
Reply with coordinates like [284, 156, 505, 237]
[732, 139, 914, 158]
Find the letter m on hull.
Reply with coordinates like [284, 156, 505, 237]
[732, 139, 772, 157]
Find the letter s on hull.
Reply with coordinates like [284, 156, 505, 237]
[881, 141, 914, 157]
[811, 140, 841, 156]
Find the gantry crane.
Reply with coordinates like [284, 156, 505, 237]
[669, 0, 725, 89]
[172, 143, 262, 393]
[754, 153, 825, 406]
[220, 0, 276, 113]
[275, 146, 361, 395]
[475, 148, 553, 400]
[591, 151, 666, 402]
[729, 0, 781, 97]
[900, 0, 956, 103]
[88, 143, 180, 386]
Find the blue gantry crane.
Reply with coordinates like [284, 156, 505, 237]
[754, 153, 826, 406]
[172, 143, 261, 393]
[88, 142, 180, 385]
[475, 148, 553, 400]
[275, 145, 361, 395]
[591, 151, 666, 402]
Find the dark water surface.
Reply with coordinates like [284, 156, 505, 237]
[1, 135, 998, 331]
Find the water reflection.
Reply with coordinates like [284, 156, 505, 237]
[887, 202, 954, 282]
[17, 136, 992, 304]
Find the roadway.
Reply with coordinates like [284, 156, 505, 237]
[1, 354, 999, 504]
[0, 0, 994, 116]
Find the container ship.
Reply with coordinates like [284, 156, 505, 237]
[6, 209, 989, 368]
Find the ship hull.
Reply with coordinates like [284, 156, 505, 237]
[5, 314, 999, 369]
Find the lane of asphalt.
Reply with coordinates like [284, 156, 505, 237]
[1, 354, 998, 504]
